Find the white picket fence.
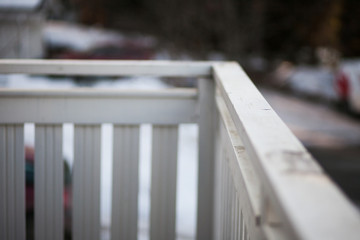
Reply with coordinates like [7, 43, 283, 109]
[0, 60, 359, 240]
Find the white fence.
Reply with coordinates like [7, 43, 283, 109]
[0, 60, 359, 240]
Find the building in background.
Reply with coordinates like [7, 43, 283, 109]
[0, 0, 44, 58]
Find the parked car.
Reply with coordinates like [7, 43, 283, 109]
[52, 40, 155, 60]
[335, 60, 360, 113]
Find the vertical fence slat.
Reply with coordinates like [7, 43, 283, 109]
[236, 195, 240, 240]
[92, 126, 101, 240]
[7, 126, 15, 240]
[0, 125, 25, 240]
[35, 125, 63, 240]
[45, 126, 55, 240]
[111, 125, 140, 240]
[231, 175, 235, 240]
[35, 126, 45, 240]
[221, 158, 226, 240]
[150, 125, 178, 240]
[0, 126, 6, 240]
[15, 125, 25, 240]
[224, 155, 228, 240]
[213, 118, 224, 240]
[220, 149, 226, 240]
[231, 180, 236, 240]
[230, 177, 234, 240]
[73, 126, 84, 240]
[240, 211, 244, 240]
[244, 223, 248, 240]
[54, 126, 63, 240]
[225, 161, 230, 240]
[83, 127, 92, 240]
[73, 125, 101, 240]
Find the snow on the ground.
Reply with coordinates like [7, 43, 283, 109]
[1, 74, 197, 240]
[94, 77, 169, 89]
[0, 74, 76, 89]
[43, 21, 156, 52]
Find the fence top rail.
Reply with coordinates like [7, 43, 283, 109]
[0, 59, 215, 77]
[0, 88, 197, 99]
[0, 88, 197, 124]
[213, 62, 360, 240]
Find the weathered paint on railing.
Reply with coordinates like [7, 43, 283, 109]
[0, 59, 213, 77]
[213, 62, 360, 240]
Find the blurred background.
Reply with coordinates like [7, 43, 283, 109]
[1, 0, 360, 239]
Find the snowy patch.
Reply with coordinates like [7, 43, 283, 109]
[44, 21, 156, 52]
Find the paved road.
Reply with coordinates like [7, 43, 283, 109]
[260, 87, 360, 204]
[260, 88, 360, 147]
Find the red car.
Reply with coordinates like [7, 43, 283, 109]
[335, 61, 360, 113]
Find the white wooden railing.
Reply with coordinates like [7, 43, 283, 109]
[0, 60, 360, 240]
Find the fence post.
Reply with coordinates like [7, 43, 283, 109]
[197, 78, 216, 240]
